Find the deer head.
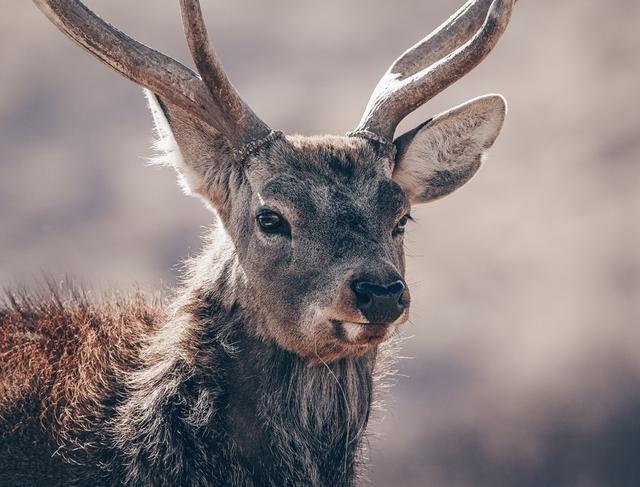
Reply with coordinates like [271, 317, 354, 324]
[34, 0, 515, 362]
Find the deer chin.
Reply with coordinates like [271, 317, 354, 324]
[307, 318, 406, 364]
[333, 320, 397, 346]
[268, 310, 383, 363]
[296, 306, 408, 358]
[303, 319, 405, 364]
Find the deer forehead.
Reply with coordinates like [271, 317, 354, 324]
[244, 135, 407, 220]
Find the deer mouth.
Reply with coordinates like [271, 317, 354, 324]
[331, 320, 397, 346]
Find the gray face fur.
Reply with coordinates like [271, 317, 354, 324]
[149, 92, 506, 362]
[236, 135, 410, 361]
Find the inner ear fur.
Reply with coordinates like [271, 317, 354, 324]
[146, 90, 235, 209]
[392, 94, 506, 204]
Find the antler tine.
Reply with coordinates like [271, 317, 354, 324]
[351, 0, 515, 144]
[32, 0, 222, 132]
[33, 0, 272, 149]
[179, 0, 271, 147]
[391, 0, 519, 75]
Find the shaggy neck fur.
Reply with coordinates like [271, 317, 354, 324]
[113, 228, 383, 486]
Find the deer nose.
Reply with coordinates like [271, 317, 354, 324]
[351, 279, 406, 324]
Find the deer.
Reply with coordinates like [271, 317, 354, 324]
[0, 0, 516, 485]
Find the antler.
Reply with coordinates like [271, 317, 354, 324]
[33, 0, 271, 148]
[179, 0, 271, 146]
[349, 0, 517, 145]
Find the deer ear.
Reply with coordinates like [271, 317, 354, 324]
[392, 95, 506, 204]
[146, 90, 233, 209]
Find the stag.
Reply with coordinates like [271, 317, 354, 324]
[0, 0, 516, 485]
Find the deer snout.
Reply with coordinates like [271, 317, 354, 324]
[351, 278, 407, 324]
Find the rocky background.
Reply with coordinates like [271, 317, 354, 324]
[1, 1, 639, 485]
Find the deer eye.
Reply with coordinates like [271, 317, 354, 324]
[257, 210, 289, 236]
[393, 214, 410, 237]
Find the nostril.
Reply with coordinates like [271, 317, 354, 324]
[386, 280, 406, 300]
[356, 293, 372, 309]
[352, 282, 373, 310]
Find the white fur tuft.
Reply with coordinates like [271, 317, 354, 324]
[144, 89, 202, 196]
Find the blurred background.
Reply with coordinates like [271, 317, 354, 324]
[1, 1, 639, 485]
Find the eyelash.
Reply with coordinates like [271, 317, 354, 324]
[256, 209, 291, 237]
[393, 214, 412, 237]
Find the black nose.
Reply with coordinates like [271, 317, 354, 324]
[352, 279, 406, 324]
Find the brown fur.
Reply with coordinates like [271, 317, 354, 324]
[0, 286, 161, 485]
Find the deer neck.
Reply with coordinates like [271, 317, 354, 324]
[124, 230, 377, 484]
[196, 237, 375, 483]
[219, 333, 375, 484]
